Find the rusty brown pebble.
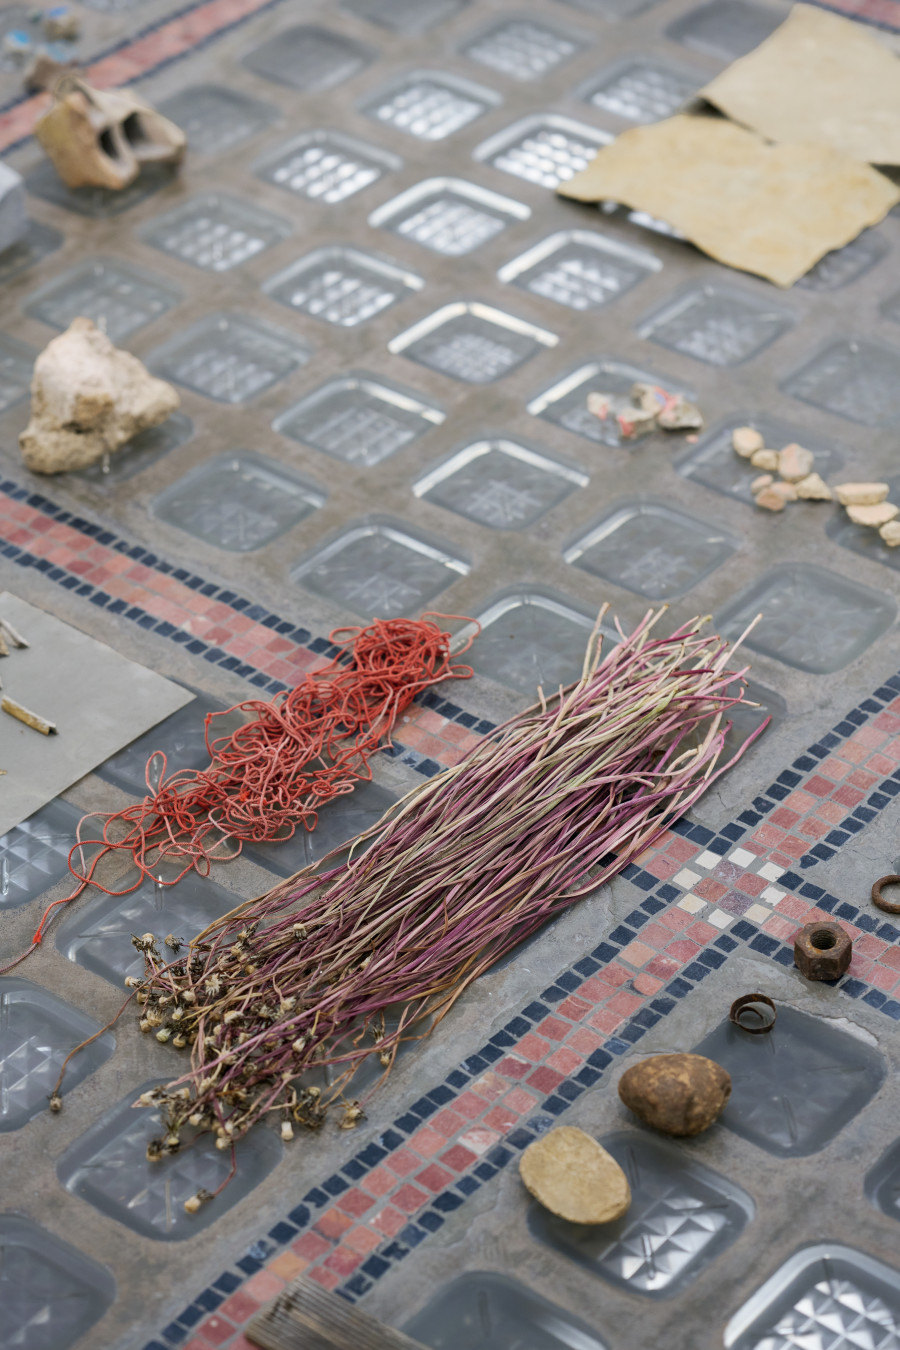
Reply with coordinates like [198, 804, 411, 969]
[872, 875, 900, 914]
[729, 993, 776, 1034]
[793, 920, 852, 981]
[618, 1053, 731, 1137]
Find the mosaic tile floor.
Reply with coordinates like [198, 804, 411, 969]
[3, 0, 900, 1348]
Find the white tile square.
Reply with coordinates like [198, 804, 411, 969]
[759, 861, 785, 882]
[707, 909, 732, 929]
[728, 847, 756, 867]
[762, 884, 786, 905]
[695, 850, 720, 870]
[673, 867, 701, 889]
[677, 893, 706, 914]
[745, 903, 771, 924]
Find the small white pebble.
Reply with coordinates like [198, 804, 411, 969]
[733, 425, 764, 457]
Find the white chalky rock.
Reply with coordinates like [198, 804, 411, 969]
[750, 448, 780, 472]
[846, 501, 899, 527]
[732, 425, 764, 457]
[795, 472, 832, 501]
[778, 443, 815, 482]
[834, 482, 889, 506]
[19, 317, 179, 474]
[880, 520, 900, 547]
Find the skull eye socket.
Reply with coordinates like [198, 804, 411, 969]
[122, 112, 148, 147]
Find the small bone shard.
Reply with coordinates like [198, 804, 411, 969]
[732, 425, 764, 457]
[846, 501, 899, 528]
[2, 695, 57, 735]
[834, 482, 889, 506]
[19, 317, 180, 475]
[35, 76, 186, 191]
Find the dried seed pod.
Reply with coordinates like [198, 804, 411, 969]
[48, 1093, 63, 1113]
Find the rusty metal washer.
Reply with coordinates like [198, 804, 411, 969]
[729, 993, 777, 1034]
[872, 875, 900, 914]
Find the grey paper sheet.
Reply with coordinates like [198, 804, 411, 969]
[0, 592, 194, 834]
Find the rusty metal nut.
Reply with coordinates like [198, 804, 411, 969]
[793, 921, 852, 981]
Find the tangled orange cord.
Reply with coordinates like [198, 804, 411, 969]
[9, 615, 476, 964]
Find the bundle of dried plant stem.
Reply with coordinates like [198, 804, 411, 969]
[58, 607, 764, 1206]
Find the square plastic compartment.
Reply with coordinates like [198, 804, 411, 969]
[369, 178, 530, 256]
[254, 131, 400, 205]
[75, 412, 194, 486]
[96, 691, 234, 796]
[724, 1244, 900, 1350]
[24, 258, 181, 343]
[581, 57, 701, 122]
[676, 413, 844, 506]
[798, 230, 887, 292]
[828, 471, 900, 576]
[499, 230, 660, 310]
[0, 1214, 115, 1350]
[783, 338, 900, 427]
[404, 1271, 609, 1350]
[275, 373, 443, 466]
[564, 499, 737, 599]
[560, 0, 662, 17]
[475, 114, 610, 189]
[666, 0, 782, 59]
[360, 71, 499, 140]
[25, 158, 177, 216]
[866, 1137, 900, 1223]
[0, 977, 115, 1131]
[0, 798, 99, 911]
[149, 312, 310, 404]
[155, 84, 277, 157]
[342, 0, 469, 32]
[528, 358, 689, 447]
[414, 439, 586, 529]
[57, 1080, 282, 1240]
[467, 587, 600, 695]
[390, 302, 557, 382]
[638, 284, 793, 366]
[291, 516, 469, 619]
[151, 452, 324, 553]
[242, 24, 375, 91]
[529, 1131, 753, 1298]
[462, 18, 585, 82]
[55, 872, 243, 987]
[265, 248, 423, 327]
[139, 194, 291, 272]
[0, 333, 35, 413]
[694, 1004, 885, 1157]
[244, 778, 396, 877]
[717, 563, 896, 675]
[0, 220, 63, 285]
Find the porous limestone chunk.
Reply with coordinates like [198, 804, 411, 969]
[732, 425, 764, 457]
[795, 472, 832, 501]
[519, 1126, 631, 1224]
[778, 442, 815, 482]
[616, 405, 657, 439]
[834, 482, 889, 506]
[19, 317, 179, 474]
[751, 473, 773, 492]
[750, 448, 780, 472]
[846, 501, 899, 528]
[770, 480, 798, 502]
[880, 520, 900, 547]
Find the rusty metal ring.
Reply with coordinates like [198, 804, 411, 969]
[729, 993, 776, 1035]
[872, 875, 900, 914]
